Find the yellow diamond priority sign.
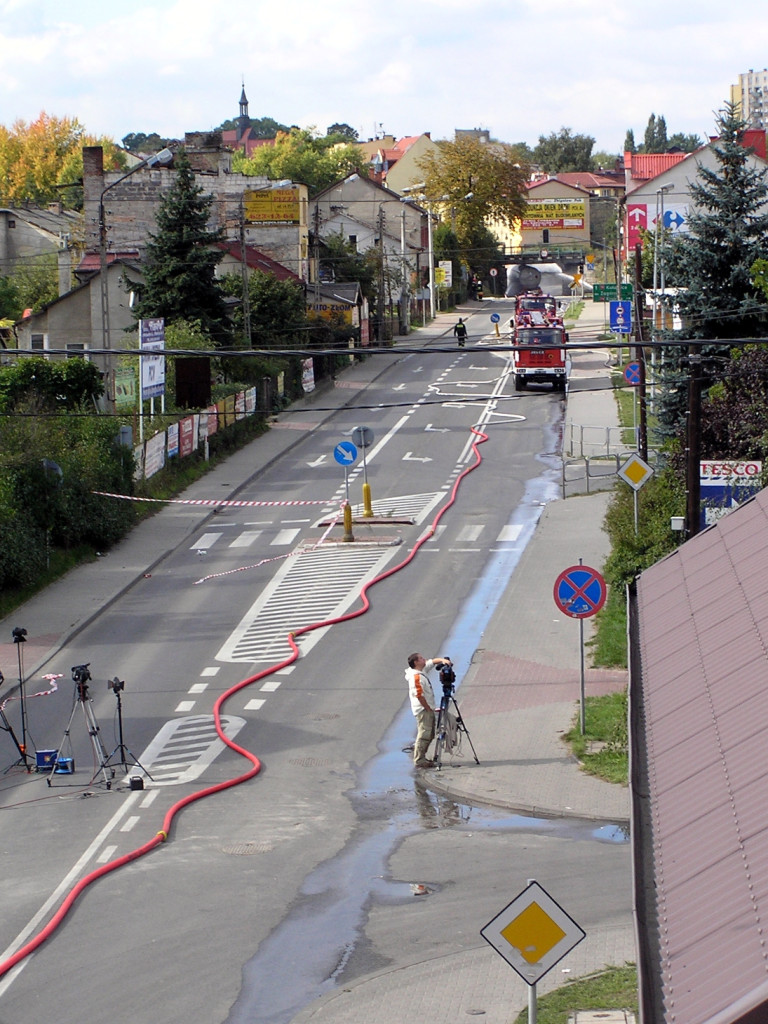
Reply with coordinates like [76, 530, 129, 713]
[618, 453, 653, 491]
[481, 881, 585, 985]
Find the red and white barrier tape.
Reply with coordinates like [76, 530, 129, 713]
[93, 491, 335, 508]
[0, 673, 62, 711]
[193, 508, 344, 585]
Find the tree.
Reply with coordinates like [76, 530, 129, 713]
[417, 135, 529, 241]
[624, 129, 637, 154]
[132, 149, 231, 344]
[699, 345, 768, 462]
[233, 128, 368, 196]
[122, 132, 170, 154]
[10, 253, 59, 314]
[533, 128, 595, 173]
[216, 116, 290, 139]
[667, 132, 703, 153]
[659, 103, 768, 433]
[326, 124, 358, 141]
[643, 114, 668, 153]
[318, 231, 376, 299]
[592, 150, 620, 172]
[0, 113, 124, 208]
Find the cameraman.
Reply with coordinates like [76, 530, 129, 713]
[405, 653, 452, 768]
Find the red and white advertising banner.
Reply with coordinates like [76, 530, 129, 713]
[179, 416, 196, 458]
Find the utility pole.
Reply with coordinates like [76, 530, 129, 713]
[685, 345, 702, 539]
[633, 244, 648, 461]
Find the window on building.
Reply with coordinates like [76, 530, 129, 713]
[348, 235, 357, 248]
[66, 344, 86, 357]
[31, 334, 45, 351]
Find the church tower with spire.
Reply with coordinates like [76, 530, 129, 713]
[236, 83, 250, 143]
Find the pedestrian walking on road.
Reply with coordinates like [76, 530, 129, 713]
[453, 318, 467, 347]
[405, 653, 452, 768]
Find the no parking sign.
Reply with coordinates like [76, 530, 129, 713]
[553, 565, 607, 619]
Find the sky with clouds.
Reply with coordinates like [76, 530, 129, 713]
[2, 0, 767, 157]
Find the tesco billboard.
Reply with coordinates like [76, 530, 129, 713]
[700, 461, 762, 480]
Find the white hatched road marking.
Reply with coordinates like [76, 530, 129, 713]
[216, 545, 397, 664]
[135, 715, 246, 786]
[457, 525, 483, 542]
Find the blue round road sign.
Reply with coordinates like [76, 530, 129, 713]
[623, 362, 641, 386]
[490, 313, 500, 323]
[333, 440, 358, 466]
[553, 565, 607, 619]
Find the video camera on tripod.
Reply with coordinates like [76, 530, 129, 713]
[71, 663, 91, 701]
[438, 658, 456, 697]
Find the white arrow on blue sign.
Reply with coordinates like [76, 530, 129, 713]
[334, 441, 358, 466]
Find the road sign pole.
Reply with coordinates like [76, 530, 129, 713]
[529, 981, 537, 1024]
[343, 468, 354, 542]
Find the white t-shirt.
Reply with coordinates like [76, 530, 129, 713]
[405, 659, 436, 716]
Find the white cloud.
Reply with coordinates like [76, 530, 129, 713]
[0, 0, 767, 153]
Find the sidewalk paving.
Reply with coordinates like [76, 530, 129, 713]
[0, 299, 635, 1023]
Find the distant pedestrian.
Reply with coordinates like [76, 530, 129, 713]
[453, 318, 467, 347]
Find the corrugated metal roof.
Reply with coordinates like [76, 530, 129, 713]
[633, 487, 768, 1024]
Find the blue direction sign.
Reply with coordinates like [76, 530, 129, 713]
[490, 312, 501, 323]
[623, 361, 641, 385]
[553, 565, 607, 619]
[333, 440, 358, 466]
[609, 300, 632, 334]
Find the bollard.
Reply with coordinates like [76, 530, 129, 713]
[343, 503, 354, 542]
[362, 481, 373, 518]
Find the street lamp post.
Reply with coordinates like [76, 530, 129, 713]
[99, 147, 173, 407]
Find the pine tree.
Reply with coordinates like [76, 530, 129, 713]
[134, 149, 230, 343]
[624, 129, 636, 154]
[657, 103, 768, 434]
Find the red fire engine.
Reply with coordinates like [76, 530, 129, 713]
[509, 292, 569, 393]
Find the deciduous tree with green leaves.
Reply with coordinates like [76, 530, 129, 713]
[533, 128, 595, 173]
[417, 135, 529, 242]
[233, 128, 368, 196]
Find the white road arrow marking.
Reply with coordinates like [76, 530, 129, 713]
[425, 424, 449, 433]
[403, 452, 432, 462]
[307, 455, 327, 467]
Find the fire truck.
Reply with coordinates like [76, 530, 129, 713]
[509, 292, 569, 392]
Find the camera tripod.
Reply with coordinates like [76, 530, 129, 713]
[0, 669, 29, 771]
[48, 664, 113, 789]
[434, 686, 480, 771]
[8, 627, 33, 772]
[97, 677, 152, 784]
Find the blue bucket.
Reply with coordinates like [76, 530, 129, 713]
[54, 757, 74, 774]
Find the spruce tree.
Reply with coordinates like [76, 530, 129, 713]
[657, 103, 768, 434]
[134, 148, 230, 344]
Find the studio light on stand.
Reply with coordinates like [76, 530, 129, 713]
[98, 676, 152, 787]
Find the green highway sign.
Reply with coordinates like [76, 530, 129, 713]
[593, 283, 633, 302]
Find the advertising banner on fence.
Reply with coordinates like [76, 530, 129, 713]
[167, 421, 179, 457]
[139, 318, 165, 399]
[144, 431, 166, 478]
[179, 416, 196, 458]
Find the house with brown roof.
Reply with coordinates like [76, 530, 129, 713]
[630, 485, 768, 1024]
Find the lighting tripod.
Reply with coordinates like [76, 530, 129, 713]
[48, 664, 113, 789]
[96, 677, 152, 784]
[433, 683, 480, 771]
[0, 669, 28, 771]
